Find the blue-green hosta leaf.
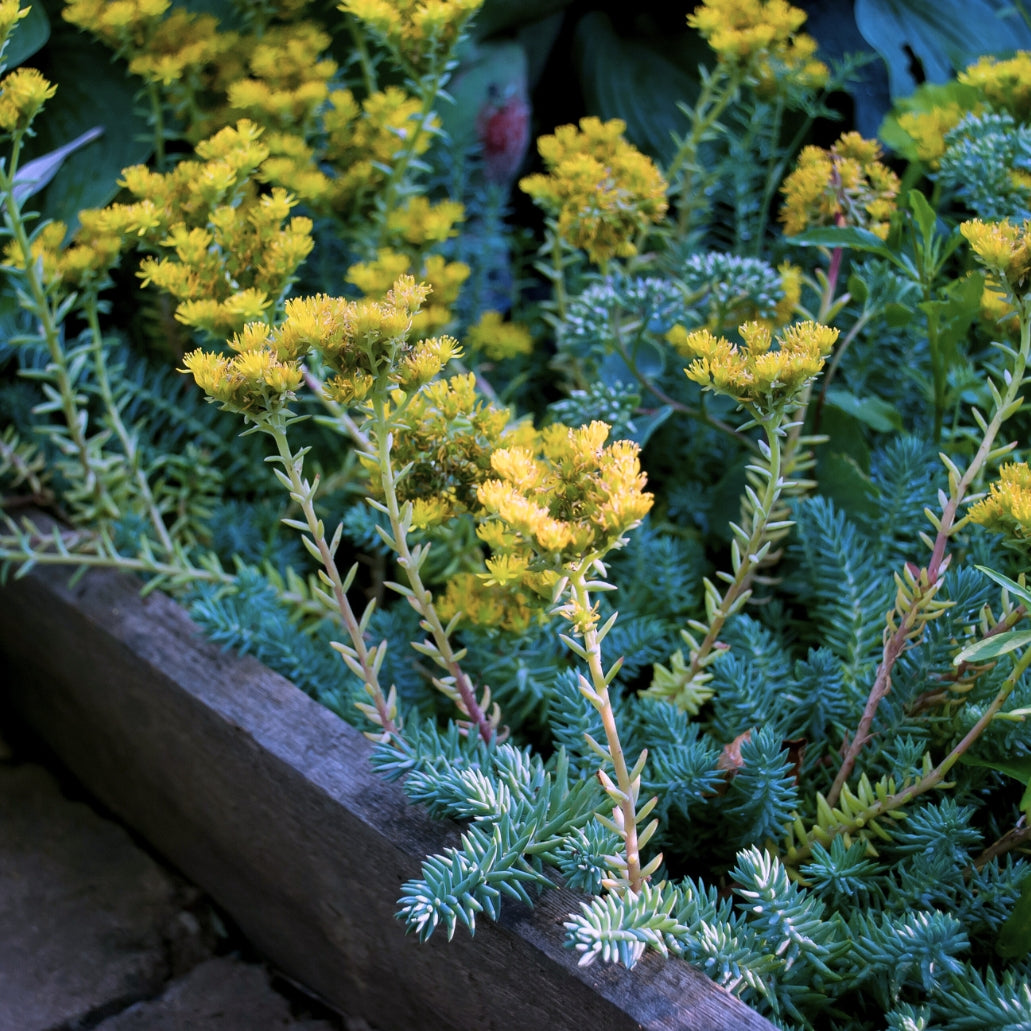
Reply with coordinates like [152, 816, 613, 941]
[573, 11, 704, 165]
[855, 0, 1031, 100]
[787, 225, 897, 262]
[19, 24, 151, 229]
[3, 2, 49, 68]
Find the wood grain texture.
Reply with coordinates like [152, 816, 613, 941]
[0, 550, 777, 1031]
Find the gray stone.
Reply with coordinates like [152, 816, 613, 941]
[0, 762, 199, 1031]
[95, 956, 340, 1030]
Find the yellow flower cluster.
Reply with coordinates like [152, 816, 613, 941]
[314, 87, 440, 218]
[4, 217, 122, 292]
[959, 52, 1031, 123]
[226, 23, 336, 135]
[385, 196, 464, 248]
[896, 103, 969, 166]
[969, 462, 1031, 545]
[687, 0, 828, 93]
[62, 0, 170, 54]
[520, 117, 668, 266]
[672, 320, 838, 411]
[381, 372, 528, 527]
[129, 9, 231, 92]
[181, 323, 306, 414]
[279, 275, 442, 405]
[961, 217, 1031, 299]
[0, 66, 55, 133]
[476, 420, 654, 575]
[0, 0, 27, 47]
[79, 121, 312, 336]
[780, 132, 900, 239]
[339, 0, 483, 72]
[437, 571, 553, 634]
[466, 310, 534, 361]
[346, 249, 470, 336]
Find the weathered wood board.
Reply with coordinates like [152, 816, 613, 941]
[0, 555, 776, 1031]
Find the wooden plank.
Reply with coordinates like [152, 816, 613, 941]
[0, 553, 776, 1031]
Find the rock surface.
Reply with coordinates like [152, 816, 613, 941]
[0, 715, 348, 1031]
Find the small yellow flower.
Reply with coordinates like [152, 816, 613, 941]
[466, 310, 533, 360]
[896, 104, 969, 167]
[961, 218, 1031, 298]
[688, 0, 828, 93]
[0, 0, 28, 47]
[969, 461, 1031, 545]
[674, 319, 837, 412]
[959, 52, 1031, 122]
[0, 67, 56, 132]
[780, 132, 899, 239]
[520, 117, 668, 266]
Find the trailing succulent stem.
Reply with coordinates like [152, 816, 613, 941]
[262, 412, 401, 741]
[558, 561, 660, 894]
[829, 273, 1031, 807]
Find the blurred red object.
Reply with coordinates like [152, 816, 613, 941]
[475, 83, 531, 186]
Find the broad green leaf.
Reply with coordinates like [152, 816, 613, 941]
[824, 388, 903, 433]
[20, 24, 151, 229]
[954, 629, 1031, 665]
[907, 189, 937, 244]
[573, 11, 704, 165]
[4, 2, 49, 67]
[997, 872, 1031, 959]
[787, 225, 897, 262]
[959, 756, 1031, 818]
[855, 0, 1031, 99]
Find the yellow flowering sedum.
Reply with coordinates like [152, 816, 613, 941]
[969, 462, 1031, 546]
[339, 0, 482, 73]
[466, 311, 534, 361]
[376, 372, 528, 527]
[780, 132, 899, 239]
[959, 52, 1031, 123]
[687, 0, 828, 93]
[896, 104, 969, 167]
[520, 117, 668, 266]
[0, 67, 56, 132]
[346, 250, 470, 336]
[672, 320, 838, 411]
[476, 421, 654, 576]
[961, 218, 1031, 299]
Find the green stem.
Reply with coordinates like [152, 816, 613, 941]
[266, 416, 400, 737]
[0, 157, 113, 519]
[667, 65, 742, 239]
[371, 398, 495, 742]
[567, 565, 650, 894]
[829, 310, 1031, 806]
[681, 411, 786, 688]
[791, 646, 1031, 866]
[82, 294, 174, 553]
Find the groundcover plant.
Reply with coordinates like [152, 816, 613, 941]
[1, 0, 1031, 1026]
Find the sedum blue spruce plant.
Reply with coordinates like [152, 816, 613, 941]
[1, 0, 1031, 1027]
